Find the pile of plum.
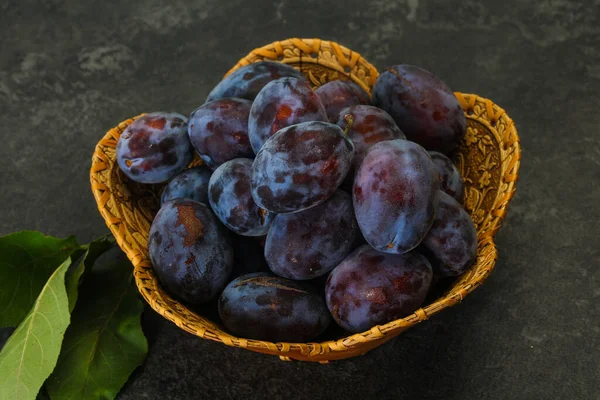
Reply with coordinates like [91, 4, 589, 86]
[116, 61, 477, 342]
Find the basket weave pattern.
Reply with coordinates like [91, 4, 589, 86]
[90, 38, 521, 362]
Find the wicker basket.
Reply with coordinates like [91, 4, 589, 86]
[90, 38, 521, 362]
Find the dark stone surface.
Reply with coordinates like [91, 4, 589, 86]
[1, 0, 598, 399]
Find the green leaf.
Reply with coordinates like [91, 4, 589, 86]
[0, 231, 80, 327]
[46, 247, 148, 400]
[0, 258, 74, 400]
[65, 236, 115, 313]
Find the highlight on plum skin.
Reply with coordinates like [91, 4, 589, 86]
[208, 158, 275, 237]
[315, 80, 371, 122]
[251, 120, 355, 214]
[325, 245, 433, 333]
[116, 112, 194, 184]
[248, 77, 328, 154]
[148, 199, 234, 305]
[218, 272, 332, 342]
[188, 98, 255, 170]
[353, 139, 440, 254]
[160, 166, 212, 206]
[372, 64, 467, 155]
[206, 61, 307, 103]
[265, 190, 358, 280]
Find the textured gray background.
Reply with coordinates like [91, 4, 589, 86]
[1, 0, 599, 399]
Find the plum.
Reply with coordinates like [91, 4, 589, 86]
[353, 139, 440, 254]
[335, 104, 406, 186]
[208, 158, 275, 236]
[148, 199, 233, 304]
[265, 190, 358, 280]
[251, 121, 354, 214]
[372, 65, 466, 155]
[160, 166, 212, 206]
[248, 77, 327, 153]
[314, 80, 371, 122]
[420, 191, 477, 276]
[116, 112, 194, 184]
[188, 98, 254, 170]
[218, 272, 331, 342]
[206, 61, 306, 102]
[429, 151, 465, 204]
[325, 245, 433, 333]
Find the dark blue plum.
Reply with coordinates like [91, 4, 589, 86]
[353, 139, 440, 254]
[148, 199, 233, 304]
[218, 272, 332, 342]
[335, 105, 406, 183]
[248, 77, 327, 153]
[429, 151, 465, 204]
[188, 98, 254, 170]
[206, 61, 306, 102]
[208, 158, 274, 236]
[372, 65, 466, 155]
[265, 190, 358, 280]
[116, 112, 193, 184]
[325, 245, 433, 333]
[420, 191, 477, 276]
[251, 121, 354, 214]
[160, 166, 212, 206]
[314, 80, 371, 122]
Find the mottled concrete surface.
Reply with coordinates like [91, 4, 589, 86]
[1, 0, 599, 399]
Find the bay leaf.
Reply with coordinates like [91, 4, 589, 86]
[65, 236, 115, 313]
[0, 258, 74, 400]
[46, 247, 148, 400]
[0, 231, 80, 327]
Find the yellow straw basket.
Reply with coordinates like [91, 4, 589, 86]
[90, 38, 521, 362]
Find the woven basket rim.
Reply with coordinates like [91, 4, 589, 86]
[89, 38, 521, 362]
[224, 38, 380, 94]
